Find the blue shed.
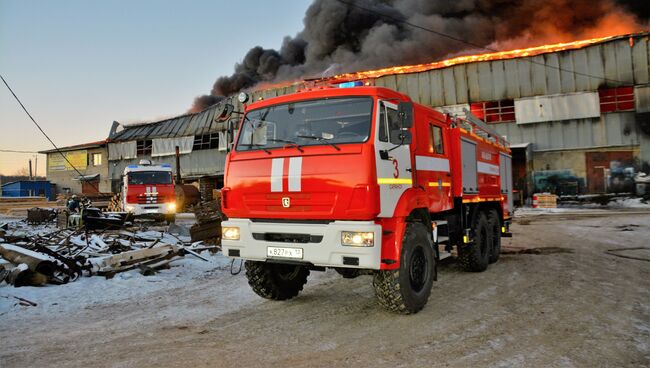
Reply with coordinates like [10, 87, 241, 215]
[1, 180, 54, 201]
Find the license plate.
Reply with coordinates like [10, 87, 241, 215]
[267, 247, 303, 259]
[145, 209, 159, 214]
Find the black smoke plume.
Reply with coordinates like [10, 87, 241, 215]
[190, 0, 649, 112]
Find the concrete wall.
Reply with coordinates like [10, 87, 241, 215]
[46, 147, 110, 194]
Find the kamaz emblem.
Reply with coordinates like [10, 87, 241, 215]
[282, 197, 291, 208]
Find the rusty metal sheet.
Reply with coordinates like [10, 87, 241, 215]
[616, 39, 634, 84]
[429, 71, 444, 107]
[477, 62, 493, 101]
[516, 59, 532, 97]
[466, 63, 480, 102]
[504, 59, 520, 99]
[603, 42, 619, 87]
[491, 61, 507, 101]
[530, 56, 547, 96]
[631, 37, 649, 84]
[453, 65, 469, 104]
[559, 52, 576, 93]
[544, 53, 562, 95]
[571, 49, 590, 92]
[586, 45, 606, 90]
[405, 74, 420, 103]
[417, 72, 431, 106]
[442, 68, 457, 105]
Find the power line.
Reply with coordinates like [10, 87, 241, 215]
[0, 149, 40, 154]
[1, 73, 100, 192]
[336, 0, 627, 86]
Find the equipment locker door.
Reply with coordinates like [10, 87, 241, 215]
[375, 101, 413, 217]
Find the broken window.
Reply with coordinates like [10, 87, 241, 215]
[599, 86, 635, 113]
[136, 140, 152, 156]
[193, 133, 220, 150]
[470, 99, 515, 123]
[92, 153, 102, 166]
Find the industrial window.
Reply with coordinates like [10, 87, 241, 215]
[136, 140, 152, 156]
[429, 125, 444, 154]
[193, 133, 220, 150]
[469, 99, 515, 123]
[92, 153, 102, 166]
[599, 86, 635, 113]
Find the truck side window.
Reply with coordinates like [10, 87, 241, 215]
[378, 104, 388, 142]
[430, 124, 444, 154]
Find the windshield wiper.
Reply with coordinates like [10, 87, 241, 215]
[267, 138, 304, 152]
[239, 144, 271, 154]
[296, 135, 341, 151]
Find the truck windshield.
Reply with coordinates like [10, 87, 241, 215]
[127, 171, 172, 185]
[236, 97, 373, 152]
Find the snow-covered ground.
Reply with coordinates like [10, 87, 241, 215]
[0, 250, 233, 316]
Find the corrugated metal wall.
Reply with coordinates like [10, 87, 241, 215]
[372, 36, 649, 106]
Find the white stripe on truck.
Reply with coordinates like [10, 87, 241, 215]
[271, 158, 284, 192]
[288, 157, 302, 192]
[415, 155, 450, 172]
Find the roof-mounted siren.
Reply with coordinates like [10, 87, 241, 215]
[337, 81, 364, 88]
[139, 159, 153, 166]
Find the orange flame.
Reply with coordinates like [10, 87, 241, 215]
[329, 35, 618, 83]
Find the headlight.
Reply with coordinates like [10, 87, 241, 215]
[125, 205, 135, 212]
[167, 202, 177, 212]
[341, 231, 374, 247]
[222, 226, 240, 240]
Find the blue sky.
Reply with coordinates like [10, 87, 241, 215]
[0, 0, 312, 175]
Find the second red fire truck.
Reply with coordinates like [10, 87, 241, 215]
[221, 83, 512, 314]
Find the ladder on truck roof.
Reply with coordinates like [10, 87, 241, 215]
[445, 108, 510, 148]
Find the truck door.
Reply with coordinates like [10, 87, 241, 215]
[416, 121, 452, 212]
[375, 101, 413, 217]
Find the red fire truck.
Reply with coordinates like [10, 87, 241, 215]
[121, 160, 177, 222]
[221, 84, 512, 314]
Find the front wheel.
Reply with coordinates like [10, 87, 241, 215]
[373, 222, 435, 314]
[245, 261, 310, 300]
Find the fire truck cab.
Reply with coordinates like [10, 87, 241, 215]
[221, 85, 512, 314]
[122, 160, 177, 221]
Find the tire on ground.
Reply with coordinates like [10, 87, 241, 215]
[373, 222, 435, 314]
[487, 209, 501, 264]
[458, 211, 491, 272]
[245, 261, 310, 300]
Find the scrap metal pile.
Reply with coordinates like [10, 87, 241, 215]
[0, 219, 216, 287]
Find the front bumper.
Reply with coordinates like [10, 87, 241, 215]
[222, 219, 382, 269]
[126, 203, 175, 216]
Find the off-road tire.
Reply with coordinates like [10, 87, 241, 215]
[373, 223, 435, 314]
[487, 209, 501, 264]
[245, 261, 310, 300]
[335, 268, 361, 279]
[459, 211, 491, 272]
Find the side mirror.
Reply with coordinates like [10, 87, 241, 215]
[215, 103, 235, 122]
[398, 101, 413, 128]
[390, 129, 412, 145]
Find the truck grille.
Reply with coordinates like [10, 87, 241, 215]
[137, 194, 161, 204]
[252, 232, 323, 244]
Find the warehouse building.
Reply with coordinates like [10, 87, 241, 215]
[241, 32, 650, 198]
[39, 141, 110, 195]
[107, 104, 232, 200]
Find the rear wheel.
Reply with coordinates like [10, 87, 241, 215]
[487, 209, 501, 264]
[459, 211, 491, 272]
[373, 222, 435, 314]
[245, 261, 310, 300]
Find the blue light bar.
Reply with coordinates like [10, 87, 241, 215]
[338, 81, 364, 88]
[160, 164, 171, 168]
[127, 165, 138, 168]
